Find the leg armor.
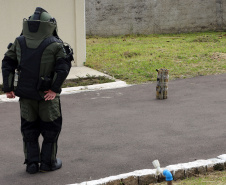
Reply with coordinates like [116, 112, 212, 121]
[39, 98, 62, 166]
[20, 98, 40, 164]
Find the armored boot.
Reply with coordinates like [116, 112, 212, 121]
[39, 121, 62, 172]
[21, 116, 41, 174]
[23, 140, 40, 174]
[40, 158, 62, 172]
[39, 139, 62, 172]
[26, 163, 39, 174]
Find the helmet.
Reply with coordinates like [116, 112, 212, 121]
[24, 7, 59, 39]
[29, 7, 53, 21]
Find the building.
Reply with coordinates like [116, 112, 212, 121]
[0, 0, 86, 67]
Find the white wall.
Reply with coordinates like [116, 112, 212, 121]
[0, 0, 86, 66]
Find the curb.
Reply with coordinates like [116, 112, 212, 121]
[68, 154, 226, 185]
[61, 80, 130, 95]
[0, 80, 130, 103]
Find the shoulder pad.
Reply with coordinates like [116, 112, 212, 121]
[7, 43, 13, 49]
[63, 43, 74, 62]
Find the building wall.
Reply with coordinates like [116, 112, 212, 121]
[0, 0, 86, 67]
[86, 0, 226, 36]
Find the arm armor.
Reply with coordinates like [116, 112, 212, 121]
[2, 56, 18, 92]
[51, 58, 71, 93]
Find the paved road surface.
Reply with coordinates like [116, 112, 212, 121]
[0, 74, 226, 185]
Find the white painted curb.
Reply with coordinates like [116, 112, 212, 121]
[68, 154, 226, 185]
[61, 81, 130, 95]
[0, 81, 130, 103]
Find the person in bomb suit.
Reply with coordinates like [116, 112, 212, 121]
[1, 7, 73, 174]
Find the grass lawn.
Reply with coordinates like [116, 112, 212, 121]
[86, 32, 226, 84]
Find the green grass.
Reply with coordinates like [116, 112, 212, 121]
[86, 32, 226, 84]
[156, 171, 226, 185]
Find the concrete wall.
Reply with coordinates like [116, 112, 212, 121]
[0, 0, 86, 67]
[86, 0, 226, 36]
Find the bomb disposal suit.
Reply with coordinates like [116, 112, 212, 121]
[1, 7, 73, 173]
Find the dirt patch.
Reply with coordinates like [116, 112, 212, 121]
[62, 76, 115, 88]
[192, 36, 219, 42]
[123, 51, 141, 58]
[211, 52, 226, 60]
[0, 84, 3, 95]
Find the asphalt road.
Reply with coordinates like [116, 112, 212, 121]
[0, 74, 226, 185]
